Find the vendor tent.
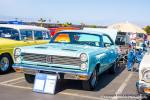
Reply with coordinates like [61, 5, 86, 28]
[108, 22, 146, 34]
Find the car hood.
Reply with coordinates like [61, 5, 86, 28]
[20, 43, 105, 57]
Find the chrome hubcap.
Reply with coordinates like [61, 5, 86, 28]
[0, 57, 9, 71]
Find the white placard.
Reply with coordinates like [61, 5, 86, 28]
[44, 75, 57, 94]
[33, 73, 57, 94]
[34, 79, 45, 91]
[33, 73, 46, 93]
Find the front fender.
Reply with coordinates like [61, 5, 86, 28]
[88, 53, 106, 75]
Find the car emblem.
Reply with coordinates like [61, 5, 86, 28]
[46, 56, 52, 63]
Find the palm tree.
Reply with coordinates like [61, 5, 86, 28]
[62, 22, 72, 27]
[56, 20, 62, 27]
[38, 18, 46, 27]
[80, 22, 85, 28]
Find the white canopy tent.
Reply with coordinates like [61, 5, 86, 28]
[108, 22, 146, 34]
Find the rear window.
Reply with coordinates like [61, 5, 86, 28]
[115, 32, 126, 45]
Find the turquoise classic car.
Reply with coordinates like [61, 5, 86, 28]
[13, 30, 119, 90]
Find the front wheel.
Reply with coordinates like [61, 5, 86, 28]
[0, 54, 13, 74]
[24, 74, 35, 83]
[82, 68, 98, 91]
[109, 61, 117, 74]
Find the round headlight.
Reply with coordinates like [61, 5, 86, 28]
[15, 57, 21, 63]
[80, 53, 88, 62]
[81, 63, 87, 70]
[14, 48, 21, 56]
[143, 70, 150, 82]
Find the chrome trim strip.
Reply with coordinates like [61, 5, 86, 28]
[12, 64, 90, 76]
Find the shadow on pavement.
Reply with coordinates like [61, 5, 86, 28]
[0, 68, 15, 75]
[142, 95, 150, 100]
[94, 63, 126, 91]
[56, 63, 126, 93]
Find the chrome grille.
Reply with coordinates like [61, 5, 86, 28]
[22, 53, 81, 66]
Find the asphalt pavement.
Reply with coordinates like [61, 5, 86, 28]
[0, 63, 144, 100]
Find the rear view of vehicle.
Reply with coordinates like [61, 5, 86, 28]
[115, 32, 130, 53]
[115, 32, 130, 61]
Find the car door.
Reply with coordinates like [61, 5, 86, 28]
[34, 30, 50, 45]
[102, 35, 116, 68]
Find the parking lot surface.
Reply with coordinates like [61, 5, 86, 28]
[0, 64, 142, 100]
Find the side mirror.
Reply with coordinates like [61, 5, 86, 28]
[104, 43, 111, 47]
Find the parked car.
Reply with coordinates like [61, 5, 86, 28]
[0, 24, 50, 73]
[13, 30, 119, 90]
[136, 52, 150, 97]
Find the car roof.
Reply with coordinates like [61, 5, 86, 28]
[0, 24, 49, 31]
[59, 30, 107, 36]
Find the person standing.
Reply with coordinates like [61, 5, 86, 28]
[127, 45, 135, 71]
[135, 49, 144, 71]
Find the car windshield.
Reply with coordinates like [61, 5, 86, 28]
[115, 32, 126, 45]
[51, 32, 101, 47]
[0, 27, 20, 40]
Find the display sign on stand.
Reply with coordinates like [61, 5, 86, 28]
[33, 73, 57, 94]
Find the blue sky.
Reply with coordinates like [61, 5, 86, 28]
[0, 0, 149, 26]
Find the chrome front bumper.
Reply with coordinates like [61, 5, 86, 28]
[136, 81, 150, 95]
[12, 64, 91, 80]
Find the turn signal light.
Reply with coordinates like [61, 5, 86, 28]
[79, 75, 88, 80]
[15, 68, 23, 73]
[144, 88, 150, 93]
